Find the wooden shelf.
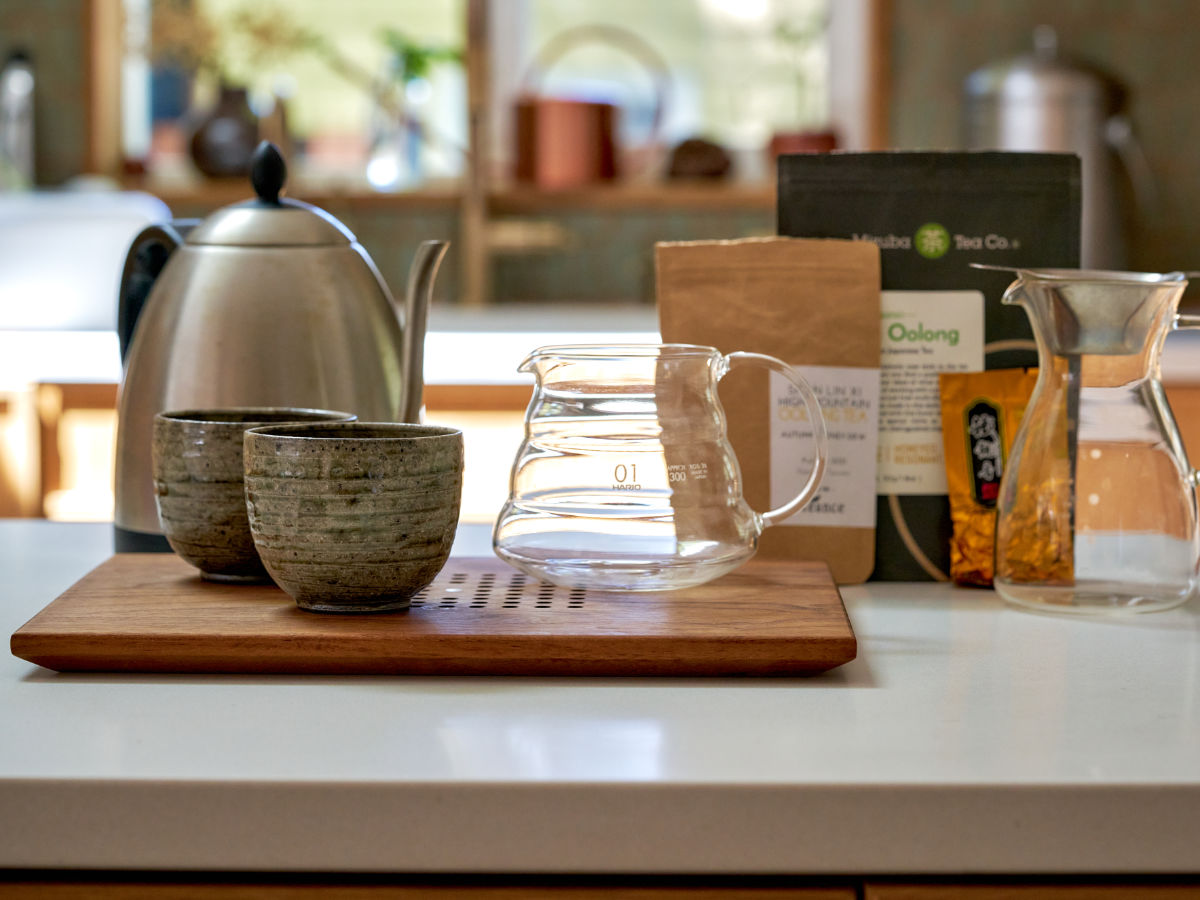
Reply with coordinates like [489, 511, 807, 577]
[122, 177, 462, 210]
[490, 181, 775, 212]
[123, 178, 775, 213]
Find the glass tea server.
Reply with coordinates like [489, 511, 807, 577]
[982, 266, 1200, 614]
[493, 344, 828, 591]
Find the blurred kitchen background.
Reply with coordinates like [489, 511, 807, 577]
[2, 0, 1199, 524]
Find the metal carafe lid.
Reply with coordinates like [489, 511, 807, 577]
[186, 141, 356, 247]
[964, 26, 1124, 113]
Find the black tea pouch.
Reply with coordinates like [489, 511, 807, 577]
[777, 151, 1081, 581]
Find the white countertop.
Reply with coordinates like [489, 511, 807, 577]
[2, 520, 1198, 876]
[0, 305, 662, 390]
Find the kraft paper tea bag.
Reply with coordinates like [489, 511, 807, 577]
[656, 236, 881, 584]
[777, 151, 1081, 581]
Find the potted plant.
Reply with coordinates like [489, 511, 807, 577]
[766, 9, 837, 164]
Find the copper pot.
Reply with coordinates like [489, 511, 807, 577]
[514, 97, 617, 189]
[513, 25, 669, 189]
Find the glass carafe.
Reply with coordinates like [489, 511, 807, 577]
[493, 344, 828, 591]
[987, 267, 1200, 614]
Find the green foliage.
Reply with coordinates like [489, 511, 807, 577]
[379, 29, 462, 84]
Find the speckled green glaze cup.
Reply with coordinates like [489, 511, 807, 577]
[152, 408, 355, 583]
[244, 422, 464, 613]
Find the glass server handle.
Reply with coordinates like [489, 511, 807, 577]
[723, 352, 828, 528]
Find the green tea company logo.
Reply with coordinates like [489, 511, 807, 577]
[914, 222, 951, 259]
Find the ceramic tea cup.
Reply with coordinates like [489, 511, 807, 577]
[244, 422, 464, 613]
[152, 408, 355, 583]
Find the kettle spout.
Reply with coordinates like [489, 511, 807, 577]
[399, 240, 450, 423]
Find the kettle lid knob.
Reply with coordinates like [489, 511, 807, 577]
[250, 141, 287, 206]
[184, 142, 357, 247]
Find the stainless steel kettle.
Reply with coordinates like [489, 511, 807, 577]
[114, 142, 449, 551]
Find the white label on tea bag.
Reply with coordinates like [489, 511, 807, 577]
[878, 290, 985, 495]
[770, 365, 881, 528]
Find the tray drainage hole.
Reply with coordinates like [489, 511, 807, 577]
[567, 601, 585, 608]
[469, 601, 487, 608]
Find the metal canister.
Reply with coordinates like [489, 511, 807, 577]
[963, 26, 1153, 270]
[0, 50, 34, 187]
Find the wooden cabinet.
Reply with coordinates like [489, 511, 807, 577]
[0, 881, 856, 899]
[6, 880, 1200, 899]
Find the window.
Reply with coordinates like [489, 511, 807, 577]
[495, 0, 830, 182]
[124, 0, 467, 188]
[122, 0, 864, 190]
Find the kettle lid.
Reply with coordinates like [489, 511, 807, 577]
[185, 142, 356, 247]
[964, 26, 1125, 111]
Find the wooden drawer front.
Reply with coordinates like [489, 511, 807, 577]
[0, 882, 857, 900]
[865, 884, 1200, 900]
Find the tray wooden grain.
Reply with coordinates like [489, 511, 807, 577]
[11, 554, 856, 676]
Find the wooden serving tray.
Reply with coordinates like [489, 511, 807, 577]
[11, 554, 856, 677]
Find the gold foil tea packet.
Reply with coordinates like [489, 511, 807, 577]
[939, 368, 1038, 586]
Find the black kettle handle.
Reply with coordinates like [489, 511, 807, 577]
[117, 220, 199, 363]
